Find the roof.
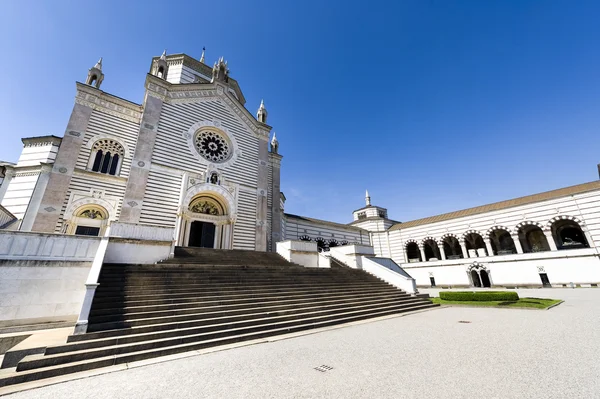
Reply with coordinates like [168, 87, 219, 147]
[389, 180, 600, 231]
[284, 213, 367, 232]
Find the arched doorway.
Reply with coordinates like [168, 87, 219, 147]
[442, 235, 463, 259]
[405, 242, 421, 262]
[468, 263, 492, 288]
[180, 194, 233, 249]
[551, 219, 589, 250]
[464, 232, 485, 257]
[518, 224, 550, 253]
[489, 229, 516, 255]
[480, 270, 491, 288]
[423, 239, 441, 261]
[470, 270, 482, 287]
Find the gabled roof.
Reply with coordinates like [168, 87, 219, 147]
[389, 180, 600, 231]
[285, 213, 367, 232]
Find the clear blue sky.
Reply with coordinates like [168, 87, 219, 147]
[1, 1, 599, 224]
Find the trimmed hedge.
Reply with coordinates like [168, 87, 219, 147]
[439, 291, 519, 302]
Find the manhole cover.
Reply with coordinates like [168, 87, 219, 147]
[458, 320, 471, 324]
[314, 365, 334, 372]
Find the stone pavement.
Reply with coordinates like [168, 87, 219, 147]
[6, 288, 599, 399]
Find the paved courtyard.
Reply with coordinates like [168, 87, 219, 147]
[6, 288, 600, 399]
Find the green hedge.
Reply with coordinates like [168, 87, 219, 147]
[439, 291, 519, 302]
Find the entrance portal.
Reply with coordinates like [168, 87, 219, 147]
[189, 221, 216, 248]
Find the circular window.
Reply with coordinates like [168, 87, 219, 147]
[194, 130, 231, 163]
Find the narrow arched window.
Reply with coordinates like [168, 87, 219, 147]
[92, 150, 103, 172]
[89, 139, 125, 176]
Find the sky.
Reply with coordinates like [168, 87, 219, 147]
[1, 0, 599, 224]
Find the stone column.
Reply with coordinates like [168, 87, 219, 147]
[438, 243, 447, 260]
[544, 230, 558, 251]
[20, 164, 53, 231]
[0, 167, 15, 203]
[222, 222, 233, 249]
[512, 234, 524, 254]
[255, 135, 270, 252]
[269, 152, 283, 252]
[459, 240, 468, 259]
[32, 103, 94, 232]
[484, 237, 494, 257]
[120, 91, 165, 223]
[419, 244, 427, 262]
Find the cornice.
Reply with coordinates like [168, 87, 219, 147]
[21, 135, 62, 147]
[75, 83, 143, 123]
[73, 168, 128, 184]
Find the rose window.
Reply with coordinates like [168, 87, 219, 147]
[194, 130, 231, 163]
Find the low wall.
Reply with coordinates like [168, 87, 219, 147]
[403, 248, 600, 287]
[0, 230, 100, 261]
[0, 259, 91, 327]
[0, 231, 101, 327]
[109, 222, 174, 242]
[361, 257, 418, 294]
[276, 240, 327, 268]
[104, 238, 171, 264]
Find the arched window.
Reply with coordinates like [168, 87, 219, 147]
[299, 235, 312, 242]
[328, 239, 339, 248]
[464, 232, 485, 256]
[518, 225, 550, 253]
[157, 67, 164, 78]
[406, 242, 421, 263]
[89, 139, 125, 176]
[423, 239, 440, 261]
[551, 219, 589, 250]
[73, 206, 109, 236]
[489, 229, 516, 255]
[442, 235, 463, 259]
[315, 237, 328, 252]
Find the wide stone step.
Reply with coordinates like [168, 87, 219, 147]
[89, 286, 407, 316]
[88, 291, 410, 326]
[16, 301, 437, 373]
[51, 298, 427, 355]
[87, 292, 410, 331]
[76, 293, 414, 342]
[93, 278, 380, 294]
[90, 282, 393, 304]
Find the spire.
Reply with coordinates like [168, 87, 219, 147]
[200, 47, 205, 63]
[86, 57, 105, 89]
[211, 56, 229, 82]
[257, 99, 268, 123]
[160, 50, 166, 60]
[365, 190, 371, 206]
[270, 131, 279, 154]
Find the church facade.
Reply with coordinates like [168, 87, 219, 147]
[0, 52, 283, 252]
[1, 51, 599, 289]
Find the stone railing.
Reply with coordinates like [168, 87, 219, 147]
[109, 222, 174, 242]
[0, 230, 100, 261]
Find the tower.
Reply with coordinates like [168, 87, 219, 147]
[257, 100, 268, 124]
[270, 132, 279, 154]
[85, 58, 104, 89]
[151, 50, 169, 80]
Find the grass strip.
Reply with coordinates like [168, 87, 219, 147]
[429, 297, 562, 309]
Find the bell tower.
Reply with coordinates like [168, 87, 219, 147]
[85, 58, 104, 89]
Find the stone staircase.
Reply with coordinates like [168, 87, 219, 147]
[0, 247, 437, 388]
